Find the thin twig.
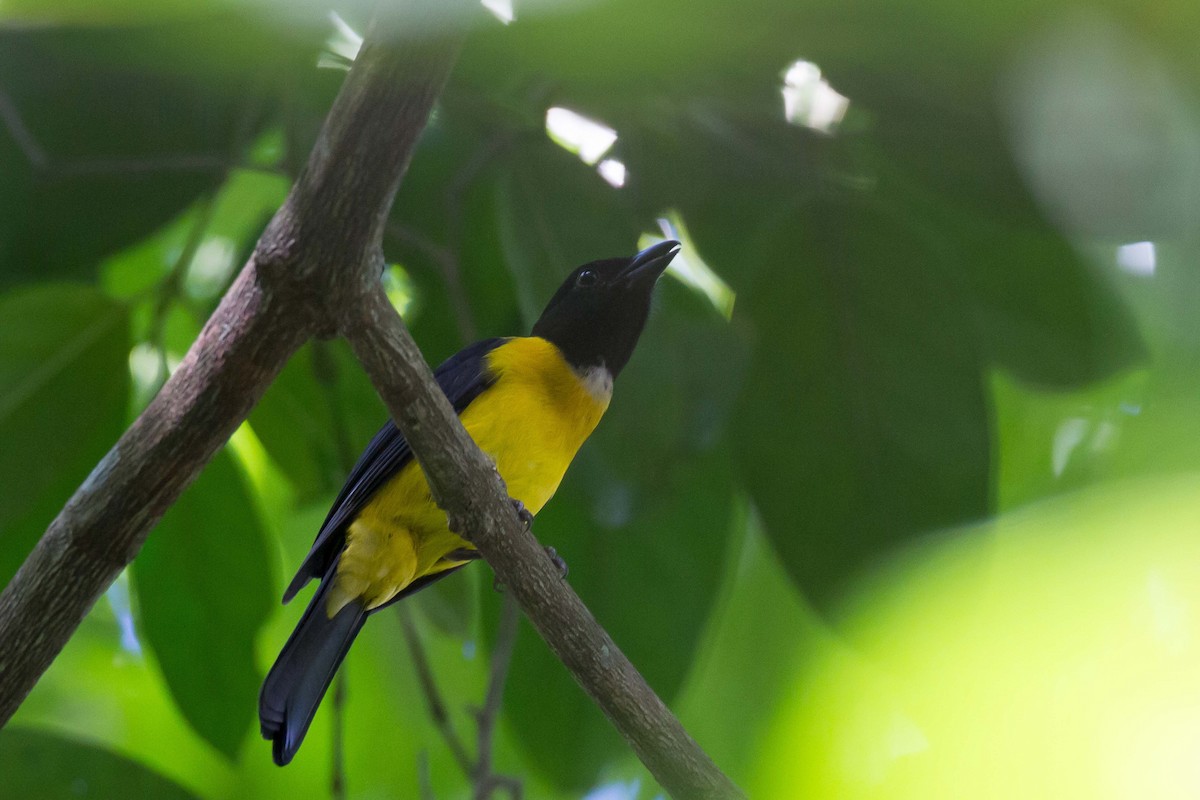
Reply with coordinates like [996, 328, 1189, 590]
[147, 193, 218, 384]
[385, 134, 514, 346]
[440, 133, 519, 344]
[0, 86, 47, 169]
[41, 154, 237, 179]
[418, 750, 436, 800]
[386, 221, 477, 345]
[1, 82, 278, 181]
[311, 339, 360, 800]
[472, 593, 522, 800]
[398, 608, 475, 775]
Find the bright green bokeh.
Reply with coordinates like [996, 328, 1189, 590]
[755, 477, 1200, 799]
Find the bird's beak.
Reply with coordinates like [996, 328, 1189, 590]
[620, 240, 681, 288]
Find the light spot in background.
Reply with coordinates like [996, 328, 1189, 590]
[128, 343, 162, 398]
[1116, 241, 1156, 277]
[185, 236, 237, 300]
[597, 157, 626, 187]
[781, 60, 850, 134]
[545, 107, 618, 166]
[1052, 417, 1089, 476]
[640, 213, 736, 319]
[592, 481, 633, 529]
[1000, 13, 1200, 239]
[481, 0, 514, 24]
[885, 712, 929, 762]
[1052, 414, 1122, 477]
[319, 11, 363, 70]
[106, 571, 142, 657]
[462, 640, 477, 660]
[383, 264, 415, 317]
[1090, 420, 1118, 453]
[229, 422, 269, 474]
[583, 779, 642, 800]
[1146, 571, 1190, 655]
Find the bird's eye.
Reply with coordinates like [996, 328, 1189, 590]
[576, 269, 598, 288]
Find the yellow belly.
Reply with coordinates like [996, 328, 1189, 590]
[327, 337, 609, 614]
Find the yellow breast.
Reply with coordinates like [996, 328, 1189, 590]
[327, 337, 610, 613]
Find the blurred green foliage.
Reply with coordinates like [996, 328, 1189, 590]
[2, 0, 1200, 797]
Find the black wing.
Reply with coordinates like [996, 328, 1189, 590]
[281, 337, 506, 603]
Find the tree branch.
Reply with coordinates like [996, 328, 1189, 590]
[0, 14, 461, 725]
[0, 7, 743, 799]
[341, 289, 743, 799]
[0, 261, 312, 722]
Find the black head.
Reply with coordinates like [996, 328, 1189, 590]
[531, 240, 680, 377]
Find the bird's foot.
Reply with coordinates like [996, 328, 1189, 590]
[510, 498, 533, 531]
[543, 546, 569, 579]
[491, 545, 569, 593]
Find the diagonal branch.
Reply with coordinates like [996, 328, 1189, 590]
[341, 289, 744, 799]
[0, 13, 461, 725]
[0, 6, 743, 799]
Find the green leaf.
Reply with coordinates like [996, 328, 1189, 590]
[732, 197, 992, 605]
[671, 517, 830, 789]
[870, 128, 1146, 389]
[411, 562, 479, 639]
[133, 449, 275, 759]
[0, 284, 130, 585]
[951, 216, 1145, 388]
[0, 728, 201, 800]
[392, 127, 526, 357]
[0, 23, 310, 289]
[249, 342, 385, 502]
[248, 346, 344, 502]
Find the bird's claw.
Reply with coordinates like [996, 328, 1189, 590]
[510, 498, 533, 531]
[491, 546, 569, 593]
[544, 546, 569, 580]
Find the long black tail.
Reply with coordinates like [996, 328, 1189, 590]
[259, 575, 366, 766]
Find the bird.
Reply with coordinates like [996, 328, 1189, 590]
[259, 239, 681, 765]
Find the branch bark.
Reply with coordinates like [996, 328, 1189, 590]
[0, 15, 460, 724]
[342, 290, 743, 799]
[0, 8, 744, 799]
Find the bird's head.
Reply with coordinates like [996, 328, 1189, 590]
[531, 240, 680, 379]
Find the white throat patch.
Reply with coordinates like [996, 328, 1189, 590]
[575, 364, 614, 404]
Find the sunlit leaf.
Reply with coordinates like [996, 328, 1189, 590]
[752, 476, 1200, 799]
[249, 342, 385, 502]
[672, 519, 832, 789]
[133, 449, 275, 759]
